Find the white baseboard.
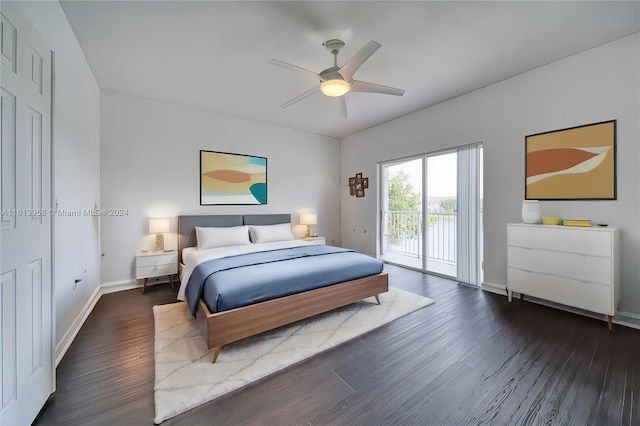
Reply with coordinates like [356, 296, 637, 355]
[615, 310, 640, 330]
[101, 277, 173, 294]
[481, 281, 507, 296]
[101, 278, 139, 294]
[617, 310, 640, 320]
[55, 285, 102, 366]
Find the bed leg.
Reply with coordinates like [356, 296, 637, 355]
[212, 346, 222, 363]
[375, 294, 381, 305]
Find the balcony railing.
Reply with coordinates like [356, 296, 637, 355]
[382, 210, 457, 263]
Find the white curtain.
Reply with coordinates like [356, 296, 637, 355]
[456, 144, 482, 285]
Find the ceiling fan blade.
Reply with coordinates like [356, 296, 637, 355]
[351, 80, 406, 96]
[338, 40, 381, 81]
[337, 96, 348, 118]
[270, 59, 323, 81]
[280, 85, 320, 108]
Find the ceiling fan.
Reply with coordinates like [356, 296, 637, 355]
[270, 39, 405, 117]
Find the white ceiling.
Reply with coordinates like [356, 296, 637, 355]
[60, 1, 640, 139]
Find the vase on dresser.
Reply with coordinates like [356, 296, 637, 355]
[521, 200, 541, 224]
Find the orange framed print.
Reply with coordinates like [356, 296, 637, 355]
[525, 120, 616, 200]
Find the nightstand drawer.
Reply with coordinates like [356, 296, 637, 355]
[136, 263, 177, 279]
[136, 253, 177, 268]
[298, 237, 326, 246]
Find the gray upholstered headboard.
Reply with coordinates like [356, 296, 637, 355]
[177, 214, 292, 263]
[242, 214, 291, 226]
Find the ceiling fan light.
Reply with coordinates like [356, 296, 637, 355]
[320, 79, 351, 97]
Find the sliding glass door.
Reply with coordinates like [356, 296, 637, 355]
[380, 158, 423, 270]
[379, 144, 483, 285]
[425, 152, 457, 276]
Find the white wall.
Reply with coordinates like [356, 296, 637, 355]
[16, 1, 102, 345]
[100, 91, 341, 285]
[341, 34, 640, 315]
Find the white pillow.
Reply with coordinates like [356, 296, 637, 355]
[249, 223, 295, 244]
[195, 225, 250, 250]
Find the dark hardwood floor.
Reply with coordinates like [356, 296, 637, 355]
[35, 264, 640, 425]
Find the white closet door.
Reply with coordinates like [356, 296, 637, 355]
[1, 1, 54, 424]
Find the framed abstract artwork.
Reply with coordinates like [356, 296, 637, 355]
[200, 150, 267, 205]
[525, 120, 616, 200]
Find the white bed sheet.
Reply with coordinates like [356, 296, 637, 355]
[182, 247, 198, 266]
[177, 240, 313, 301]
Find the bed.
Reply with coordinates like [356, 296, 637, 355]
[177, 214, 388, 363]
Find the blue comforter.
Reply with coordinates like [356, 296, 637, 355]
[184, 245, 384, 315]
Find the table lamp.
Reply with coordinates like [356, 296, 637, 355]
[149, 218, 170, 252]
[300, 213, 317, 238]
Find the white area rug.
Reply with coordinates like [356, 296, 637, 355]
[153, 287, 435, 423]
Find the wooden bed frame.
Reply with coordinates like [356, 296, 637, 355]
[178, 214, 389, 363]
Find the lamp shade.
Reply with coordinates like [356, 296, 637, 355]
[320, 79, 350, 97]
[299, 213, 317, 226]
[149, 218, 170, 234]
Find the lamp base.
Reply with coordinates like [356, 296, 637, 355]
[155, 233, 165, 252]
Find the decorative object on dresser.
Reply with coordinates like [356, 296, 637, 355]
[136, 251, 178, 293]
[200, 150, 267, 205]
[149, 217, 170, 252]
[525, 120, 616, 200]
[541, 216, 563, 225]
[299, 213, 317, 238]
[507, 223, 620, 330]
[521, 200, 541, 224]
[348, 172, 369, 197]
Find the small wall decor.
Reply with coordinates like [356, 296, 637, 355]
[348, 172, 369, 197]
[200, 150, 267, 205]
[525, 120, 616, 200]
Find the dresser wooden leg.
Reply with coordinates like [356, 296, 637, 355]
[375, 294, 381, 305]
[607, 315, 613, 331]
[142, 278, 148, 293]
[507, 289, 512, 302]
[168, 274, 174, 289]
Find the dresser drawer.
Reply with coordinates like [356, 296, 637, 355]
[508, 268, 612, 315]
[508, 246, 612, 285]
[136, 263, 177, 279]
[508, 225, 612, 257]
[136, 253, 177, 268]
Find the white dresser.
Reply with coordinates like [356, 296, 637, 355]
[507, 223, 620, 329]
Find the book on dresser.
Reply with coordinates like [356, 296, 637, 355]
[562, 219, 592, 227]
[506, 223, 620, 330]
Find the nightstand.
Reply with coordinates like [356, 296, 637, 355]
[298, 237, 326, 245]
[135, 251, 178, 293]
